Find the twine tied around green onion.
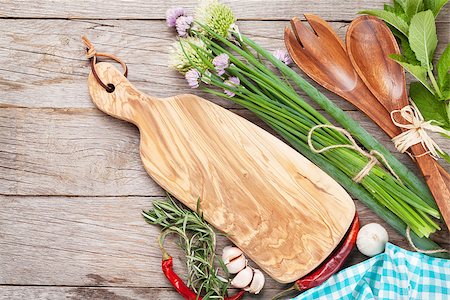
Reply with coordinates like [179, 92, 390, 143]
[405, 226, 449, 254]
[307, 125, 402, 183]
[308, 125, 448, 254]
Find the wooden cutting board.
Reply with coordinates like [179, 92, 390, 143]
[88, 62, 355, 283]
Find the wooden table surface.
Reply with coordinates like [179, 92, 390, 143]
[0, 1, 449, 299]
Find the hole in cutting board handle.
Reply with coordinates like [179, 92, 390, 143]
[106, 83, 115, 93]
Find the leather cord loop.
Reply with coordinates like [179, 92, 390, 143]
[82, 36, 128, 93]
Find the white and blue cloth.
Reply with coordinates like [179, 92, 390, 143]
[292, 243, 450, 300]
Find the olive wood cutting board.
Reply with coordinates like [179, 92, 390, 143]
[88, 62, 355, 283]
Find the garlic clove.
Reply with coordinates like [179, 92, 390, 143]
[230, 266, 253, 289]
[222, 246, 243, 264]
[244, 268, 265, 294]
[226, 255, 246, 274]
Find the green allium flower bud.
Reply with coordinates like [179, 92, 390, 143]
[169, 37, 212, 74]
[195, 0, 236, 38]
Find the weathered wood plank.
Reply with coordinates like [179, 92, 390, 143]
[0, 107, 157, 196]
[0, 0, 449, 298]
[0, 287, 185, 300]
[0, 196, 447, 295]
[1, 107, 448, 196]
[0, 287, 286, 300]
[0, 20, 448, 109]
[0, 287, 284, 300]
[0, 195, 184, 288]
[3, 0, 448, 21]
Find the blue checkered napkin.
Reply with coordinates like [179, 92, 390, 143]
[291, 243, 450, 300]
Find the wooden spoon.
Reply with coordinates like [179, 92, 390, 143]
[285, 14, 449, 228]
[346, 15, 450, 229]
[88, 62, 356, 283]
[284, 14, 401, 139]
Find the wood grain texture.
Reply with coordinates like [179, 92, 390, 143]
[3, 0, 448, 21]
[0, 107, 158, 196]
[0, 0, 449, 298]
[1, 196, 447, 295]
[0, 19, 448, 109]
[0, 287, 284, 300]
[87, 62, 355, 282]
[0, 287, 293, 300]
[1, 107, 448, 197]
[0, 287, 185, 300]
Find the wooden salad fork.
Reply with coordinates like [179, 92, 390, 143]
[285, 14, 450, 229]
[284, 14, 401, 138]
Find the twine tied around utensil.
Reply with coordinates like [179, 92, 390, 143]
[405, 226, 449, 254]
[81, 36, 128, 93]
[390, 102, 450, 159]
[307, 124, 401, 183]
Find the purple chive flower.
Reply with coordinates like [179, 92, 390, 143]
[224, 77, 240, 97]
[185, 69, 201, 89]
[213, 53, 230, 76]
[166, 7, 186, 27]
[272, 49, 293, 65]
[175, 15, 193, 38]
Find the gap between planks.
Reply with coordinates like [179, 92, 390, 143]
[1, 16, 447, 22]
[0, 0, 447, 22]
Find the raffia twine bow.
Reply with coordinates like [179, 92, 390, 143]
[390, 102, 450, 159]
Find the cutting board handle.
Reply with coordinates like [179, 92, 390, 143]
[88, 62, 155, 124]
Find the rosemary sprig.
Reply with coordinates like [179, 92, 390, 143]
[142, 195, 230, 299]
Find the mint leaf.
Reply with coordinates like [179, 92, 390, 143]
[437, 44, 450, 93]
[410, 82, 450, 128]
[390, 54, 434, 93]
[442, 88, 450, 100]
[385, 23, 407, 40]
[440, 79, 450, 100]
[399, 35, 421, 65]
[384, 3, 396, 12]
[385, 2, 405, 14]
[360, 10, 409, 36]
[395, 0, 408, 11]
[408, 10, 438, 69]
[423, 0, 449, 16]
[405, 0, 425, 21]
[390, 0, 410, 21]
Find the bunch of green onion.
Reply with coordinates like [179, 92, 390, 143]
[167, 0, 447, 257]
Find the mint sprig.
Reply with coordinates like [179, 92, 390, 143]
[361, 0, 450, 144]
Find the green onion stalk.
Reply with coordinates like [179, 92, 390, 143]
[167, 0, 447, 257]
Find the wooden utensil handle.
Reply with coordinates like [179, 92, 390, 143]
[412, 145, 450, 225]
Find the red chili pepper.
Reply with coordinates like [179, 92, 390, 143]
[273, 213, 359, 299]
[295, 213, 360, 291]
[161, 251, 245, 300]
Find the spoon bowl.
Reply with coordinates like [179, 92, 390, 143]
[284, 14, 401, 138]
[346, 15, 407, 112]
